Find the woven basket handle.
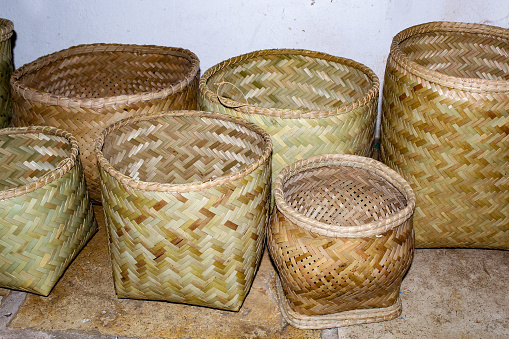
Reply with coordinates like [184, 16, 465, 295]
[215, 81, 249, 109]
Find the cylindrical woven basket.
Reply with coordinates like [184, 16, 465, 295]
[0, 126, 97, 296]
[0, 18, 13, 127]
[95, 110, 272, 311]
[268, 154, 415, 329]
[381, 21, 509, 249]
[199, 49, 379, 199]
[11, 43, 200, 203]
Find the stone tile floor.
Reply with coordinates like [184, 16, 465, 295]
[0, 206, 507, 338]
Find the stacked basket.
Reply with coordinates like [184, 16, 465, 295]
[11, 43, 200, 203]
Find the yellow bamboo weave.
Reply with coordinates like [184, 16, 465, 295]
[199, 49, 379, 200]
[268, 154, 415, 329]
[95, 111, 272, 311]
[10, 43, 200, 202]
[0, 126, 97, 296]
[381, 21, 509, 249]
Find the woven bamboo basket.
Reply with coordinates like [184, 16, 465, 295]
[0, 18, 13, 127]
[0, 126, 97, 296]
[11, 43, 200, 203]
[381, 21, 509, 249]
[199, 49, 379, 199]
[95, 110, 272, 311]
[268, 154, 415, 329]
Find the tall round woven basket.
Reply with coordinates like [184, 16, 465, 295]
[0, 18, 13, 128]
[0, 126, 97, 296]
[95, 111, 272, 311]
[268, 154, 415, 329]
[11, 43, 200, 203]
[381, 22, 509, 249]
[199, 49, 379, 198]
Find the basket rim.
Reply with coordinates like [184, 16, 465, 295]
[0, 126, 79, 201]
[95, 110, 273, 193]
[389, 21, 509, 92]
[199, 48, 380, 119]
[10, 43, 200, 109]
[0, 18, 13, 41]
[274, 154, 416, 238]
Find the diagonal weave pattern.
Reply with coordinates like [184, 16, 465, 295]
[268, 154, 415, 328]
[0, 18, 13, 128]
[381, 21, 509, 249]
[10, 43, 200, 202]
[96, 111, 272, 311]
[0, 126, 97, 296]
[199, 49, 379, 199]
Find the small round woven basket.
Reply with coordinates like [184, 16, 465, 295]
[199, 49, 379, 200]
[11, 43, 200, 203]
[0, 18, 13, 127]
[0, 126, 97, 296]
[95, 110, 272, 311]
[381, 21, 509, 249]
[268, 154, 415, 329]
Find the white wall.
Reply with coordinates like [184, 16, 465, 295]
[3, 0, 508, 78]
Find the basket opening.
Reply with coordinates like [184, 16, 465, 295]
[282, 165, 407, 227]
[400, 31, 509, 81]
[208, 54, 373, 111]
[21, 52, 193, 98]
[102, 116, 267, 184]
[0, 133, 72, 190]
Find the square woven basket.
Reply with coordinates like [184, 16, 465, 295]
[268, 154, 415, 329]
[381, 21, 509, 249]
[0, 126, 97, 296]
[95, 110, 272, 311]
[11, 43, 200, 203]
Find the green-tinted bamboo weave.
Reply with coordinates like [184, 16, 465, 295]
[0, 126, 97, 296]
[11, 43, 200, 203]
[95, 111, 272, 311]
[381, 21, 509, 249]
[0, 18, 13, 127]
[199, 49, 379, 198]
[268, 154, 415, 329]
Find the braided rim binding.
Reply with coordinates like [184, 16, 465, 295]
[389, 21, 509, 92]
[10, 43, 200, 109]
[199, 48, 380, 119]
[95, 110, 273, 192]
[0, 126, 79, 201]
[274, 154, 416, 238]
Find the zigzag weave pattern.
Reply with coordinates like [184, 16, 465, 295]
[11, 43, 200, 202]
[0, 127, 97, 295]
[381, 22, 509, 249]
[199, 49, 379, 198]
[97, 112, 272, 311]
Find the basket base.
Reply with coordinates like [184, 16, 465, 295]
[275, 276, 402, 330]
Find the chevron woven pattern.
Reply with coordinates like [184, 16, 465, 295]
[0, 18, 13, 128]
[381, 22, 509, 249]
[96, 111, 272, 311]
[268, 154, 415, 328]
[0, 126, 97, 296]
[11, 43, 200, 202]
[199, 49, 379, 200]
